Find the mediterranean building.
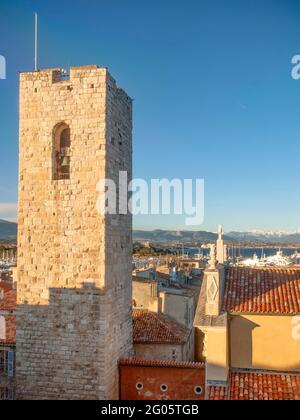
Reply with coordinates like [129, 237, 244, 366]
[3, 228, 300, 400]
[133, 309, 194, 361]
[119, 358, 205, 400]
[17, 66, 133, 399]
[194, 243, 300, 400]
[132, 276, 197, 328]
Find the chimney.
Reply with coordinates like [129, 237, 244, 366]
[0, 288, 4, 301]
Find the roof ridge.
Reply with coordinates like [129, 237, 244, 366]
[232, 367, 300, 376]
[119, 357, 204, 369]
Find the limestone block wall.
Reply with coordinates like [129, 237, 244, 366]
[17, 66, 133, 400]
[102, 71, 133, 399]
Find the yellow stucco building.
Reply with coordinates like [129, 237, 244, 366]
[194, 244, 300, 400]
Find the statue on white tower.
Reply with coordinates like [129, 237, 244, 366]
[218, 224, 223, 238]
[208, 243, 217, 269]
[216, 224, 227, 264]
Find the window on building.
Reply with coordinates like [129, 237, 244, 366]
[53, 124, 71, 180]
[0, 349, 15, 377]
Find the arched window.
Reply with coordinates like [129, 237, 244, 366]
[53, 123, 71, 180]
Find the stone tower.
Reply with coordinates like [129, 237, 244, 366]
[17, 66, 133, 399]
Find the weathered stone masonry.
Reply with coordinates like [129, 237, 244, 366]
[17, 66, 133, 399]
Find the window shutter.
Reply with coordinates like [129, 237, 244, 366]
[7, 351, 14, 378]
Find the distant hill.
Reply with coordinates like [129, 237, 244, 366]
[133, 229, 233, 244]
[1, 221, 300, 245]
[228, 231, 300, 244]
[133, 229, 300, 245]
[0, 219, 17, 240]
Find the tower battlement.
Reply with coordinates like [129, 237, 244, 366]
[20, 66, 132, 100]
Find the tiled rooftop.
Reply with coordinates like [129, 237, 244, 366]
[223, 267, 300, 314]
[119, 357, 204, 369]
[207, 370, 300, 400]
[206, 384, 228, 400]
[133, 309, 190, 344]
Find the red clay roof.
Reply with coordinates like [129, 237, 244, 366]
[206, 384, 228, 400]
[223, 267, 300, 314]
[119, 357, 204, 369]
[207, 370, 300, 400]
[133, 309, 190, 344]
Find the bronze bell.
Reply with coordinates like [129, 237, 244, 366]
[61, 156, 70, 167]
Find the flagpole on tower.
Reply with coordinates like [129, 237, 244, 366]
[34, 12, 38, 71]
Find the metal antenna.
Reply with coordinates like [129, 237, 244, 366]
[34, 12, 38, 71]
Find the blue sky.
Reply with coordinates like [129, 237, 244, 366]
[0, 0, 300, 231]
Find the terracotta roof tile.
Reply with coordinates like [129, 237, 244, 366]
[207, 370, 300, 400]
[133, 309, 190, 344]
[223, 268, 300, 314]
[119, 357, 204, 369]
[206, 384, 229, 400]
